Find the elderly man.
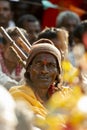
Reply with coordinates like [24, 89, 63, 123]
[9, 42, 62, 117]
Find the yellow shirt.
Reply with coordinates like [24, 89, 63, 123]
[9, 85, 47, 117]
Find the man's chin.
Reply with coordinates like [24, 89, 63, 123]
[38, 82, 51, 88]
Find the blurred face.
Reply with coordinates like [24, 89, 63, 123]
[27, 53, 58, 90]
[0, 1, 12, 28]
[3, 43, 18, 64]
[23, 21, 41, 44]
[60, 18, 78, 47]
[61, 18, 78, 34]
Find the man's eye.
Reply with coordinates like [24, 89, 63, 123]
[35, 62, 41, 67]
[4, 8, 10, 11]
[48, 63, 56, 68]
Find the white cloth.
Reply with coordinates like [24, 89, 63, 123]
[0, 70, 18, 90]
[8, 20, 16, 28]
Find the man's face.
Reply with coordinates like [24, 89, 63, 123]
[23, 21, 41, 44]
[60, 18, 78, 46]
[3, 43, 18, 64]
[61, 18, 78, 34]
[0, 1, 12, 28]
[27, 53, 58, 90]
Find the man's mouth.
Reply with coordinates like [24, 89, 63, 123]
[39, 76, 49, 81]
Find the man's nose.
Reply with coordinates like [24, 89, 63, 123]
[41, 65, 49, 73]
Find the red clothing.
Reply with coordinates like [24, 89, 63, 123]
[42, 0, 84, 28]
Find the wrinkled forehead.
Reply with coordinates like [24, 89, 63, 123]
[31, 52, 57, 64]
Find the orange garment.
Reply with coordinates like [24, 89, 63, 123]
[9, 85, 47, 117]
[9, 84, 71, 118]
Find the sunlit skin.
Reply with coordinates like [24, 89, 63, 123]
[27, 53, 59, 101]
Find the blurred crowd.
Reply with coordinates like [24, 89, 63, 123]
[0, 0, 87, 130]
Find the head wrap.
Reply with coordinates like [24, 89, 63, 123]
[26, 43, 62, 74]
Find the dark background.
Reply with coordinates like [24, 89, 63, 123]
[10, 0, 87, 28]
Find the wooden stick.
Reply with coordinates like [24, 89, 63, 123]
[12, 42, 28, 61]
[0, 26, 14, 44]
[15, 37, 31, 54]
[10, 46, 26, 67]
[14, 27, 31, 48]
[0, 26, 28, 61]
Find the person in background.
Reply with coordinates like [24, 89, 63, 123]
[17, 14, 41, 45]
[73, 20, 87, 74]
[0, 27, 28, 83]
[56, 10, 81, 48]
[0, 0, 15, 29]
[0, 0, 15, 53]
[56, 11, 81, 66]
